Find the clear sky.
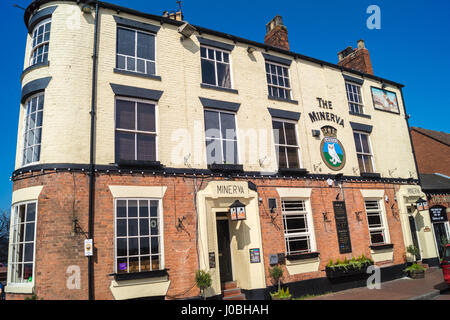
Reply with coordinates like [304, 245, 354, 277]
[0, 0, 449, 210]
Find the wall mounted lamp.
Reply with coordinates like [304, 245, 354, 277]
[247, 46, 256, 54]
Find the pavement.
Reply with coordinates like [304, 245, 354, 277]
[310, 267, 449, 300]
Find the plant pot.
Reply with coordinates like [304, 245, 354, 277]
[325, 263, 373, 279]
[271, 296, 291, 301]
[409, 270, 425, 279]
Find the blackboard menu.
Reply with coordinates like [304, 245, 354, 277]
[429, 205, 448, 223]
[209, 252, 216, 269]
[333, 201, 352, 254]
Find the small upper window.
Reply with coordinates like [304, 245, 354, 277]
[116, 27, 156, 76]
[272, 120, 300, 169]
[353, 131, 374, 174]
[200, 46, 232, 89]
[346, 82, 364, 114]
[266, 62, 291, 100]
[30, 19, 51, 66]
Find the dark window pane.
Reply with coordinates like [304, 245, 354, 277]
[25, 223, 35, 242]
[277, 146, 287, 169]
[117, 238, 127, 257]
[223, 140, 238, 164]
[357, 154, 365, 173]
[136, 59, 146, 73]
[137, 103, 155, 132]
[286, 147, 300, 168]
[360, 134, 371, 154]
[146, 61, 156, 75]
[223, 52, 229, 63]
[220, 113, 236, 140]
[206, 139, 223, 164]
[23, 264, 33, 281]
[200, 47, 207, 58]
[201, 59, 216, 85]
[207, 48, 215, 59]
[128, 218, 138, 236]
[139, 219, 149, 236]
[150, 219, 159, 236]
[117, 200, 127, 217]
[370, 232, 385, 244]
[140, 256, 151, 272]
[363, 155, 374, 173]
[140, 237, 150, 255]
[217, 63, 231, 88]
[116, 100, 135, 130]
[151, 237, 159, 254]
[150, 201, 158, 217]
[117, 55, 126, 69]
[367, 215, 382, 227]
[137, 134, 156, 161]
[117, 28, 135, 56]
[284, 123, 297, 146]
[272, 121, 285, 145]
[285, 216, 306, 233]
[26, 203, 36, 222]
[117, 219, 127, 237]
[137, 32, 155, 60]
[288, 237, 309, 253]
[139, 200, 149, 217]
[204, 111, 220, 137]
[152, 255, 160, 270]
[354, 133, 362, 153]
[128, 238, 139, 256]
[117, 258, 127, 273]
[128, 200, 138, 217]
[127, 57, 136, 71]
[24, 243, 34, 262]
[115, 131, 135, 161]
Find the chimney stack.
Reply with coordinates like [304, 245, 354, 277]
[337, 40, 374, 75]
[264, 15, 290, 51]
[166, 10, 183, 21]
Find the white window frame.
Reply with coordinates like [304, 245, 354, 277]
[7, 201, 38, 290]
[353, 131, 375, 173]
[29, 18, 51, 67]
[204, 108, 240, 165]
[281, 198, 317, 255]
[364, 199, 390, 245]
[200, 45, 234, 89]
[114, 198, 165, 274]
[346, 81, 365, 114]
[272, 118, 302, 169]
[21, 92, 45, 167]
[116, 26, 157, 76]
[266, 61, 292, 100]
[114, 96, 159, 162]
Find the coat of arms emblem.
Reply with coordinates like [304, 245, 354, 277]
[320, 126, 346, 171]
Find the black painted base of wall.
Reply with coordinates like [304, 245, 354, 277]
[422, 257, 441, 268]
[242, 263, 408, 300]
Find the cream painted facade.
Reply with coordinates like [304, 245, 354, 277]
[17, 2, 417, 182]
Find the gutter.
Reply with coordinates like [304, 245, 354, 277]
[88, 0, 100, 301]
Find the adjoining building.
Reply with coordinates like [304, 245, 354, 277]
[411, 127, 450, 260]
[6, 0, 435, 300]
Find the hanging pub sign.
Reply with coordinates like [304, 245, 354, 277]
[371, 87, 400, 114]
[429, 205, 448, 223]
[230, 200, 247, 221]
[320, 126, 346, 171]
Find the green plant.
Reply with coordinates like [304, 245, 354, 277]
[326, 254, 374, 273]
[270, 287, 292, 300]
[404, 263, 426, 273]
[195, 270, 212, 300]
[269, 266, 284, 292]
[406, 245, 420, 262]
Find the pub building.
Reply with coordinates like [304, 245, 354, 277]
[6, 0, 435, 300]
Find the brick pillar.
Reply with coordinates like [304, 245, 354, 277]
[264, 15, 290, 51]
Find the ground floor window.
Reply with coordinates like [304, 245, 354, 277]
[115, 199, 162, 274]
[9, 202, 37, 284]
[364, 200, 389, 245]
[281, 199, 314, 255]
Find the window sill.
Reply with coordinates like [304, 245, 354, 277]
[21, 61, 50, 80]
[361, 172, 381, 179]
[268, 96, 299, 105]
[114, 68, 162, 81]
[110, 269, 169, 282]
[370, 244, 394, 251]
[286, 252, 320, 262]
[5, 284, 34, 294]
[208, 163, 244, 173]
[201, 83, 238, 94]
[116, 160, 162, 169]
[349, 111, 372, 119]
[278, 168, 309, 176]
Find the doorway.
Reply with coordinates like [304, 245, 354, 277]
[216, 215, 233, 284]
[433, 222, 450, 258]
[408, 215, 422, 261]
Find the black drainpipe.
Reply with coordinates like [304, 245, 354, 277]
[88, 0, 100, 301]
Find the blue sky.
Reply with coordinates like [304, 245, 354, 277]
[0, 0, 449, 210]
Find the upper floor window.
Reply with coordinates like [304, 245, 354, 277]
[22, 93, 44, 166]
[364, 200, 389, 245]
[30, 19, 51, 66]
[115, 199, 163, 273]
[346, 82, 364, 114]
[200, 46, 231, 89]
[116, 27, 156, 76]
[272, 120, 300, 169]
[115, 98, 157, 162]
[266, 62, 291, 100]
[281, 200, 315, 255]
[9, 202, 37, 284]
[353, 131, 374, 173]
[204, 109, 238, 165]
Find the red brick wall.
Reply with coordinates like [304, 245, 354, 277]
[8, 172, 408, 300]
[411, 130, 450, 176]
[264, 25, 290, 51]
[338, 48, 374, 75]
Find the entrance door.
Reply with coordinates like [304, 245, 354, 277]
[216, 218, 233, 283]
[408, 216, 422, 261]
[433, 222, 450, 258]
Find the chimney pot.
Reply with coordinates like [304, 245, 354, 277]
[357, 39, 365, 49]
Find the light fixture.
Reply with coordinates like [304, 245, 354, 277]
[178, 22, 196, 39]
[415, 198, 427, 212]
[230, 200, 247, 221]
[247, 46, 256, 54]
[81, 4, 93, 14]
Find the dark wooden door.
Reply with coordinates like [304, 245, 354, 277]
[216, 219, 233, 283]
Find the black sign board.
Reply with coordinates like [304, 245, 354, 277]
[429, 205, 448, 223]
[249, 248, 261, 264]
[333, 201, 352, 254]
[209, 252, 216, 269]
